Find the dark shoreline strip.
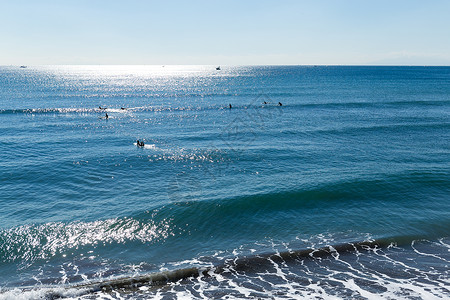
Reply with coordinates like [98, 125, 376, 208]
[44, 237, 407, 298]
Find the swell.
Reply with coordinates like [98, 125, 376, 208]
[297, 100, 450, 109]
[0, 105, 254, 115]
[168, 170, 449, 214]
[281, 121, 450, 139]
[1, 171, 448, 263]
[163, 171, 450, 239]
[1, 96, 448, 115]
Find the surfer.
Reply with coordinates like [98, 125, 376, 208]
[105, 113, 109, 119]
[229, 104, 232, 109]
[263, 101, 267, 104]
[121, 107, 126, 110]
[99, 106, 106, 110]
[136, 140, 144, 147]
[278, 102, 282, 106]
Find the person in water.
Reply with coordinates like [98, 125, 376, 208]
[263, 101, 267, 104]
[278, 102, 282, 106]
[229, 104, 232, 109]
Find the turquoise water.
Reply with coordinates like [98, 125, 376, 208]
[0, 65, 449, 299]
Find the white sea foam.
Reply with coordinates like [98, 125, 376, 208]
[133, 142, 156, 149]
[2, 238, 449, 299]
[56, 238, 448, 299]
[0, 286, 90, 300]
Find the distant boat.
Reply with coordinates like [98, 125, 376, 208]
[20, 66, 27, 68]
[216, 66, 221, 70]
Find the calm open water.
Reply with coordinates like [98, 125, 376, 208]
[0, 65, 449, 299]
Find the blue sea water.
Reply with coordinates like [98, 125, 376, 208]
[0, 65, 449, 299]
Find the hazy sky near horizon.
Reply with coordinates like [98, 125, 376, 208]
[1, 0, 450, 65]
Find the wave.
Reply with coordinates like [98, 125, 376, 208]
[78, 237, 406, 292]
[169, 170, 449, 211]
[0, 107, 143, 115]
[0, 218, 173, 263]
[0, 107, 131, 115]
[0, 239, 399, 298]
[3, 235, 447, 299]
[1, 170, 447, 264]
[0, 108, 97, 115]
[0, 105, 248, 115]
[1, 96, 447, 116]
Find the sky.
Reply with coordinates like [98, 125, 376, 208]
[1, 0, 450, 65]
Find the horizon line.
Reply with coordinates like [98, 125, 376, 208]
[2, 64, 450, 67]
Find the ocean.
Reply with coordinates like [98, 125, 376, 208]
[0, 65, 449, 299]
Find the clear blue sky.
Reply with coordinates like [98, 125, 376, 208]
[1, 0, 450, 65]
